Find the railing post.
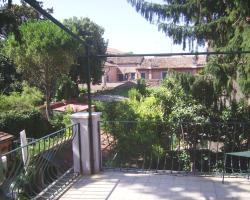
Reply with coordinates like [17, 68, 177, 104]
[0, 153, 4, 184]
[71, 112, 102, 175]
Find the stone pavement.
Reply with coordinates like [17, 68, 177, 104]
[59, 171, 250, 200]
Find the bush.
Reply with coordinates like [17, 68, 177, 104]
[49, 113, 65, 130]
[128, 88, 141, 101]
[0, 109, 50, 138]
[54, 75, 79, 101]
[0, 54, 22, 94]
[136, 78, 147, 96]
[0, 83, 43, 111]
[0, 84, 51, 138]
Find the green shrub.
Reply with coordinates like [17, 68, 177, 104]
[136, 78, 147, 96]
[0, 109, 50, 138]
[50, 107, 74, 130]
[0, 83, 43, 111]
[54, 75, 79, 101]
[128, 88, 141, 101]
[0, 84, 50, 138]
[49, 113, 65, 130]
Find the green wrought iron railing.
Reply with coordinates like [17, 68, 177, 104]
[100, 121, 250, 175]
[0, 123, 80, 200]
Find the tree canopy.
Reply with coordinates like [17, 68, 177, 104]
[0, 0, 52, 39]
[128, 0, 250, 97]
[63, 17, 107, 84]
[127, 0, 250, 49]
[0, 53, 21, 93]
[4, 20, 76, 119]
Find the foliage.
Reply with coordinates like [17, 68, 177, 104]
[127, 0, 250, 97]
[128, 88, 141, 101]
[102, 83, 136, 97]
[205, 56, 236, 97]
[95, 101, 137, 122]
[127, 0, 250, 49]
[97, 72, 250, 171]
[152, 144, 164, 158]
[62, 106, 74, 127]
[54, 75, 79, 101]
[170, 103, 208, 124]
[0, 1, 52, 39]
[50, 106, 75, 130]
[172, 72, 195, 95]
[0, 53, 21, 94]
[4, 20, 76, 119]
[49, 112, 65, 130]
[132, 96, 164, 121]
[0, 82, 43, 111]
[178, 150, 191, 171]
[0, 84, 49, 138]
[221, 100, 250, 123]
[64, 17, 107, 84]
[0, 108, 50, 138]
[136, 78, 148, 96]
[191, 76, 215, 108]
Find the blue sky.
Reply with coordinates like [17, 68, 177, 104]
[17, 0, 204, 53]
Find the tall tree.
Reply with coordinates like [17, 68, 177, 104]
[127, 0, 249, 49]
[63, 17, 107, 84]
[127, 0, 250, 97]
[4, 20, 76, 119]
[0, 0, 52, 39]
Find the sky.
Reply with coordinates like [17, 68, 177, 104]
[16, 0, 204, 53]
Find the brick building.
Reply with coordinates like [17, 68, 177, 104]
[102, 48, 206, 85]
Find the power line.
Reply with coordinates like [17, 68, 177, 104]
[96, 50, 250, 58]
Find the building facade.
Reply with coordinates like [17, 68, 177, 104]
[102, 49, 206, 85]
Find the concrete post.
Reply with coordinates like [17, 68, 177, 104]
[71, 112, 102, 175]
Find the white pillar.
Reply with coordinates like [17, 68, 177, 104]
[71, 112, 102, 175]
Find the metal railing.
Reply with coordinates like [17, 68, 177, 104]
[100, 121, 250, 175]
[0, 123, 79, 200]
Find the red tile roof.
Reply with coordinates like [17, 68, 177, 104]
[107, 48, 124, 54]
[104, 61, 118, 67]
[107, 57, 144, 65]
[52, 103, 95, 113]
[0, 132, 14, 143]
[140, 55, 206, 69]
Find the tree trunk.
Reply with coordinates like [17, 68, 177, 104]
[45, 87, 51, 121]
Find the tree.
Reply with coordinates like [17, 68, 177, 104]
[0, 0, 52, 39]
[191, 76, 215, 108]
[128, 0, 249, 48]
[127, 0, 250, 97]
[63, 17, 107, 84]
[4, 20, 76, 119]
[0, 53, 21, 93]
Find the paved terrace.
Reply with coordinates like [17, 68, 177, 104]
[60, 171, 250, 200]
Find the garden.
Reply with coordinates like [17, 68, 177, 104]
[0, 1, 107, 140]
[0, 0, 250, 174]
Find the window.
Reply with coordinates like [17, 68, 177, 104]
[162, 71, 168, 79]
[124, 73, 128, 80]
[130, 73, 135, 80]
[118, 74, 123, 81]
[141, 72, 146, 79]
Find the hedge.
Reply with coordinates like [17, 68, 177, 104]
[0, 109, 51, 139]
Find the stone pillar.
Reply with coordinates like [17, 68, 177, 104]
[71, 112, 102, 175]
